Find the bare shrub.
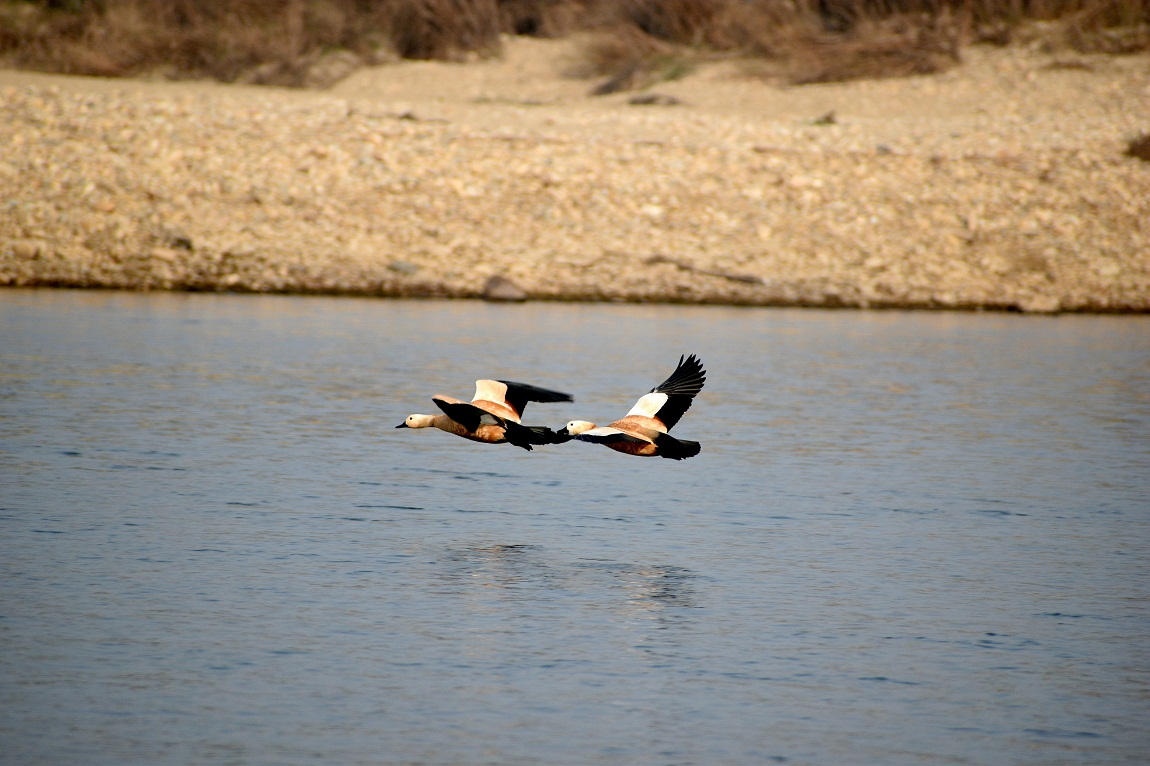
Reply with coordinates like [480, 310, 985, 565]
[389, 0, 502, 60]
[0, 0, 504, 83]
[498, 0, 587, 36]
[577, 24, 670, 75]
[1065, 0, 1150, 52]
[705, 0, 806, 57]
[576, 0, 808, 93]
[956, 0, 1150, 52]
[611, 0, 723, 44]
[577, 26, 670, 93]
[592, 0, 803, 53]
[787, 12, 963, 84]
[578, 0, 963, 91]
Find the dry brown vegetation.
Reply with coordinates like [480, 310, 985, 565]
[0, 0, 1147, 88]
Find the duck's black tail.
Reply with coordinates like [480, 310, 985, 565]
[653, 432, 701, 460]
[502, 422, 564, 451]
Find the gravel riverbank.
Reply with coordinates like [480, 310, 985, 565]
[2, 39, 1148, 312]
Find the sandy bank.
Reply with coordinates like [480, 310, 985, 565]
[2, 38, 1148, 312]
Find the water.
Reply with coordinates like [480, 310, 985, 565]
[1, 289, 1148, 765]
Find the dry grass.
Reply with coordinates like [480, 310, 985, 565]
[0, 0, 505, 83]
[578, 0, 1148, 90]
[784, 12, 963, 85]
[0, 0, 1146, 88]
[388, 0, 502, 60]
[499, 0, 586, 36]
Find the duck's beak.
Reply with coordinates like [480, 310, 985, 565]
[554, 427, 570, 440]
[395, 422, 409, 428]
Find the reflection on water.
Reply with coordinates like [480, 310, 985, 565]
[443, 545, 697, 610]
[1, 289, 1148, 766]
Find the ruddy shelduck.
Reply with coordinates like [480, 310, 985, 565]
[396, 379, 572, 451]
[556, 354, 705, 460]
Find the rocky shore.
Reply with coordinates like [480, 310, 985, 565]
[2, 39, 1148, 312]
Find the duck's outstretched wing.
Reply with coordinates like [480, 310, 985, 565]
[494, 380, 574, 419]
[433, 398, 504, 432]
[471, 380, 573, 420]
[625, 354, 707, 431]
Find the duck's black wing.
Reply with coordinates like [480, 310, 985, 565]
[497, 380, 574, 419]
[433, 399, 503, 432]
[646, 354, 706, 431]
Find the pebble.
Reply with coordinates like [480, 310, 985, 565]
[10, 240, 40, 259]
[0, 47, 1148, 313]
[483, 275, 528, 302]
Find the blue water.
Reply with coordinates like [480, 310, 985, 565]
[1, 289, 1148, 765]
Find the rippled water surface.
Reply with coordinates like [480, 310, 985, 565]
[2, 290, 1148, 765]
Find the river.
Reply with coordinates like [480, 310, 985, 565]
[2, 289, 1147, 765]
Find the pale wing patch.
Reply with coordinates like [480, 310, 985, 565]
[472, 379, 509, 406]
[473, 400, 520, 422]
[573, 426, 649, 445]
[609, 418, 665, 439]
[625, 392, 668, 419]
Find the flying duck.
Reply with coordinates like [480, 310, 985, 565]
[397, 379, 572, 451]
[556, 354, 705, 460]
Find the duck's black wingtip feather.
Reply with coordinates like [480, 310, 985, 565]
[498, 381, 574, 404]
[651, 354, 707, 397]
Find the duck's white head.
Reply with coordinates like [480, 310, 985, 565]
[396, 413, 436, 429]
[559, 420, 597, 436]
